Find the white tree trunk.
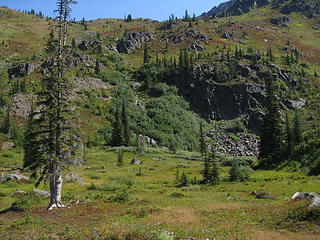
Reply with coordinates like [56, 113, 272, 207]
[48, 173, 65, 210]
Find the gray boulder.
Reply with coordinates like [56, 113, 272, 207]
[189, 43, 204, 52]
[8, 62, 40, 79]
[117, 32, 154, 54]
[12, 190, 27, 196]
[270, 16, 291, 27]
[33, 189, 50, 198]
[64, 172, 83, 185]
[237, 64, 251, 77]
[292, 192, 320, 208]
[287, 99, 306, 110]
[139, 134, 157, 146]
[1, 173, 29, 183]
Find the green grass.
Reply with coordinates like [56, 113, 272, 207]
[0, 148, 319, 239]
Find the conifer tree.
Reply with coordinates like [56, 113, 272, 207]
[180, 171, 188, 187]
[184, 49, 190, 69]
[23, 0, 80, 210]
[112, 105, 124, 146]
[23, 104, 40, 169]
[199, 123, 207, 156]
[1, 106, 10, 134]
[203, 151, 219, 185]
[209, 153, 220, 185]
[175, 168, 180, 184]
[143, 43, 149, 64]
[285, 112, 294, 158]
[126, 14, 133, 22]
[95, 58, 101, 74]
[121, 101, 130, 146]
[179, 48, 185, 69]
[71, 38, 77, 54]
[293, 111, 301, 145]
[258, 73, 283, 169]
[117, 151, 124, 166]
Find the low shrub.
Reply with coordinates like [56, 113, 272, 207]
[108, 190, 130, 203]
[11, 194, 42, 212]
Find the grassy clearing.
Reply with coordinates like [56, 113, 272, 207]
[0, 148, 319, 239]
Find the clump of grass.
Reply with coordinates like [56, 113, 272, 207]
[88, 174, 101, 179]
[10, 214, 40, 228]
[10, 194, 42, 212]
[170, 192, 186, 198]
[108, 190, 130, 203]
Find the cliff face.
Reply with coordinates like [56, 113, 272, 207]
[164, 64, 267, 135]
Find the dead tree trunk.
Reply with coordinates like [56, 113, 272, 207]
[48, 173, 65, 210]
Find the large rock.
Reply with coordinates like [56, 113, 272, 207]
[64, 172, 83, 184]
[237, 63, 252, 77]
[11, 93, 35, 117]
[73, 77, 109, 91]
[139, 134, 157, 146]
[170, 30, 200, 44]
[287, 99, 306, 110]
[8, 62, 40, 79]
[117, 32, 154, 54]
[189, 43, 204, 52]
[33, 189, 50, 198]
[0, 173, 29, 183]
[270, 16, 291, 27]
[292, 192, 320, 208]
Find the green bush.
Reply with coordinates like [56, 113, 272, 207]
[108, 190, 130, 203]
[229, 163, 251, 182]
[11, 194, 42, 212]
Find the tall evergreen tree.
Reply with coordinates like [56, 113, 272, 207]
[95, 58, 101, 74]
[1, 106, 10, 134]
[258, 73, 283, 169]
[203, 151, 219, 185]
[199, 123, 207, 156]
[179, 48, 185, 69]
[111, 105, 124, 146]
[121, 101, 130, 146]
[23, 0, 80, 210]
[293, 111, 301, 145]
[23, 104, 40, 170]
[143, 43, 149, 64]
[285, 112, 294, 158]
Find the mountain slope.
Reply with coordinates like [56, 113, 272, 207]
[201, 0, 320, 18]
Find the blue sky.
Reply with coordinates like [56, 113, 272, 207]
[0, 0, 224, 21]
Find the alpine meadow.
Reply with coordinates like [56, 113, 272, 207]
[0, 0, 319, 239]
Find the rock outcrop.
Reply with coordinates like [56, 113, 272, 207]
[8, 62, 39, 79]
[209, 131, 260, 156]
[270, 16, 291, 27]
[189, 43, 204, 52]
[201, 0, 237, 18]
[11, 93, 35, 117]
[0, 173, 29, 183]
[117, 32, 154, 54]
[227, 0, 270, 16]
[166, 64, 266, 134]
[292, 192, 320, 208]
